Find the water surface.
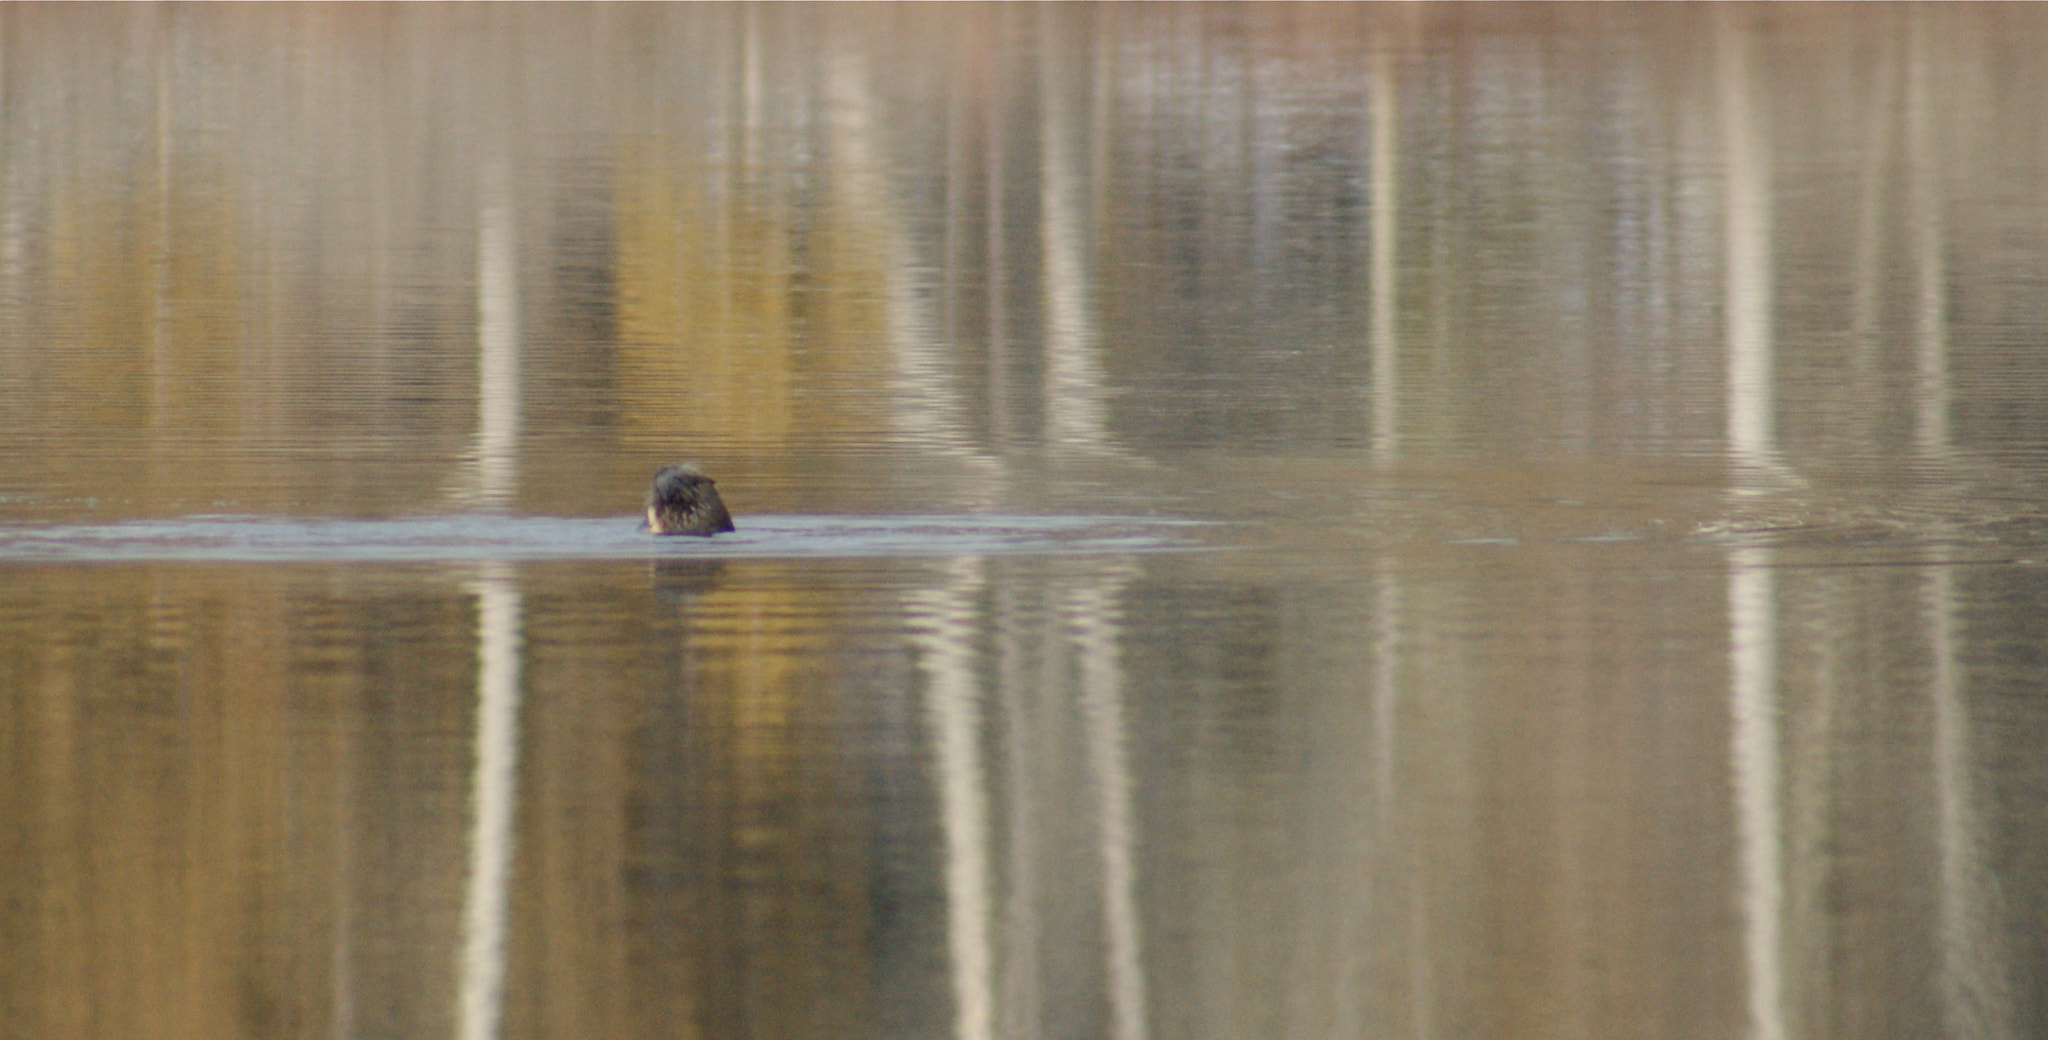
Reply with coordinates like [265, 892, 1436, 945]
[5, 6, 2048, 1040]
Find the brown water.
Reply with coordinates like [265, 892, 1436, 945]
[5, 5, 2048, 1040]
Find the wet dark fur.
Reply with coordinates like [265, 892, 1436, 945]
[645, 464, 735, 536]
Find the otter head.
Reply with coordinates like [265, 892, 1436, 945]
[645, 464, 736, 536]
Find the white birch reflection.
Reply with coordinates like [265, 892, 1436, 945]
[1909, 18, 2007, 1030]
[1039, 9, 1117, 457]
[1717, 14, 1795, 492]
[468, 165, 520, 510]
[1728, 546, 1784, 1040]
[457, 164, 523, 1040]
[824, 50, 997, 475]
[1067, 566, 1146, 1040]
[909, 559, 1149, 1040]
[1721, 24, 1790, 1030]
[1369, 52, 1399, 464]
[1906, 14, 1950, 460]
[459, 563, 522, 1040]
[909, 559, 995, 1040]
[1372, 564, 1434, 1038]
[1926, 562, 2010, 1040]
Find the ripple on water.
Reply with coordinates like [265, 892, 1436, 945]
[0, 514, 1214, 564]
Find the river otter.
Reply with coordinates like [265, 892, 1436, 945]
[645, 464, 735, 536]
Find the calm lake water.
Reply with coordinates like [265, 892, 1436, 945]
[6, 5, 2048, 1039]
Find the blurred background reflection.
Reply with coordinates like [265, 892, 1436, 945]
[4, 6, 2048, 1040]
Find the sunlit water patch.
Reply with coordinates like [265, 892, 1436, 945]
[0, 514, 1212, 564]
